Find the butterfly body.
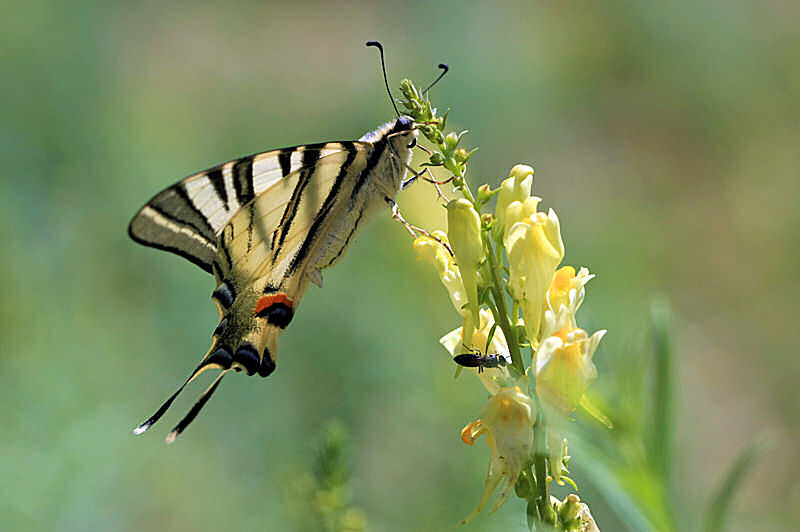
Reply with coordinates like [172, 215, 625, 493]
[130, 116, 417, 440]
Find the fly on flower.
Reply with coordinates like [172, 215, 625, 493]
[453, 346, 509, 373]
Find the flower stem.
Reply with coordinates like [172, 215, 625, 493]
[532, 403, 554, 525]
[483, 235, 524, 374]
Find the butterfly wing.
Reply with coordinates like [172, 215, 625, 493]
[128, 142, 360, 274]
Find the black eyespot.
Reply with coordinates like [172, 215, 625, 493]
[212, 282, 235, 309]
[258, 347, 276, 378]
[205, 347, 232, 368]
[234, 345, 260, 376]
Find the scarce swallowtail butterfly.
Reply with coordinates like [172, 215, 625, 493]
[130, 42, 442, 442]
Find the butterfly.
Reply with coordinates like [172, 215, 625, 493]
[129, 42, 442, 443]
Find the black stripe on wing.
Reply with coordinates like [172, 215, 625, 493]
[206, 168, 229, 206]
[288, 142, 359, 274]
[271, 148, 322, 257]
[232, 156, 255, 206]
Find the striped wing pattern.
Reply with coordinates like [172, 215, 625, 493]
[129, 142, 358, 274]
[131, 118, 417, 442]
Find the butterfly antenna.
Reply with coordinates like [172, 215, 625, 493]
[165, 370, 228, 444]
[423, 63, 450, 95]
[366, 40, 400, 116]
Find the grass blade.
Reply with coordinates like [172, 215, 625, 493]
[702, 441, 767, 532]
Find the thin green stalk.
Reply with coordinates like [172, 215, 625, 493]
[532, 404, 554, 525]
[483, 235, 524, 374]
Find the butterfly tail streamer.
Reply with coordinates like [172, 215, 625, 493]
[165, 370, 229, 444]
[132, 355, 227, 436]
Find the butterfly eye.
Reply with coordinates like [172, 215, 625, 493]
[407, 138, 417, 149]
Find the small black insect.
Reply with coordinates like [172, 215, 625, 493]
[453, 346, 509, 373]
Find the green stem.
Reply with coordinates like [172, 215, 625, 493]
[532, 402, 554, 525]
[483, 236, 524, 374]
[457, 178, 476, 203]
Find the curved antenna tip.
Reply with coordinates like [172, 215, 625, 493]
[423, 62, 451, 95]
[366, 41, 400, 116]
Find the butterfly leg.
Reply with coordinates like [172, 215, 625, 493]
[396, 155, 450, 204]
[384, 197, 454, 256]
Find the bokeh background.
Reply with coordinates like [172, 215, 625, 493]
[2, 1, 798, 530]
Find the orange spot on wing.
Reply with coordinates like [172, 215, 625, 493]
[254, 293, 293, 315]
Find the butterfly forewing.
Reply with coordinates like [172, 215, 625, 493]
[128, 142, 359, 273]
[217, 142, 371, 285]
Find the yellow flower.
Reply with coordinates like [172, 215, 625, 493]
[505, 207, 564, 347]
[494, 165, 534, 238]
[446, 199, 484, 324]
[413, 231, 468, 317]
[534, 325, 605, 481]
[547, 266, 594, 316]
[440, 309, 513, 394]
[460, 385, 536, 525]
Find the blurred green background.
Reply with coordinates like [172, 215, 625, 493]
[2, 1, 798, 530]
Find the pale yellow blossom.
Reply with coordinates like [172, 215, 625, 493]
[534, 326, 605, 481]
[413, 232, 468, 317]
[547, 265, 594, 317]
[460, 385, 535, 525]
[505, 207, 565, 346]
[440, 309, 513, 394]
[446, 199, 484, 324]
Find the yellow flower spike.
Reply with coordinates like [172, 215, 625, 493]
[446, 199, 484, 324]
[494, 165, 534, 237]
[440, 309, 513, 394]
[460, 386, 536, 525]
[413, 233, 469, 317]
[534, 326, 606, 482]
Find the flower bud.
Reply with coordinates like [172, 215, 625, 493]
[558, 494, 582, 523]
[428, 152, 444, 166]
[477, 184, 494, 205]
[445, 131, 460, 150]
[494, 165, 534, 238]
[446, 199, 484, 323]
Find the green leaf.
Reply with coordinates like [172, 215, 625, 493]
[702, 440, 768, 532]
[647, 296, 674, 483]
[578, 394, 614, 429]
[485, 322, 498, 353]
[560, 475, 579, 491]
